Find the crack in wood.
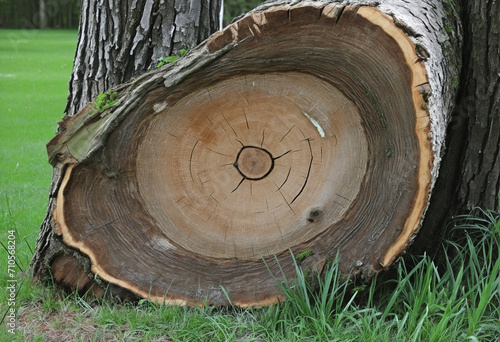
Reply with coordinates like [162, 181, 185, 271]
[277, 167, 292, 191]
[297, 126, 307, 139]
[189, 140, 200, 182]
[335, 6, 346, 25]
[274, 150, 292, 160]
[204, 113, 213, 125]
[291, 138, 313, 204]
[335, 193, 353, 203]
[85, 217, 119, 235]
[206, 147, 232, 157]
[273, 212, 284, 240]
[231, 177, 245, 193]
[279, 125, 294, 142]
[243, 109, 249, 129]
[222, 112, 238, 138]
[277, 187, 295, 214]
[206, 202, 218, 222]
[199, 177, 210, 188]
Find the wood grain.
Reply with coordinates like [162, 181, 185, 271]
[45, 2, 441, 306]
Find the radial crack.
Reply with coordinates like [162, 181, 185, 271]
[274, 150, 292, 160]
[204, 113, 214, 125]
[291, 139, 313, 204]
[279, 125, 294, 142]
[277, 187, 295, 214]
[189, 140, 200, 182]
[222, 113, 238, 138]
[243, 109, 249, 129]
[231, 177, 245, 193]
[206, 147, 232, 157]
[277, 167, 291, 191]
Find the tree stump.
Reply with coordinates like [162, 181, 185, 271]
[33, 1, 459, 307]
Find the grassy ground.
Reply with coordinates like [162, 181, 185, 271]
[0, 28, 76, 339]
[1, 30, 499, 341]
[0, 28, 76, 265]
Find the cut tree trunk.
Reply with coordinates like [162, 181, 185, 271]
[32, 0, 460, 307]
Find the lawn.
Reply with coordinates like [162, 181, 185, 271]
[0, 29, 76, 264]
[0, 29, 499, 341]
[0, 28, 76, 337]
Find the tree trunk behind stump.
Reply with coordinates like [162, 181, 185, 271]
[32, 0, 460, 307]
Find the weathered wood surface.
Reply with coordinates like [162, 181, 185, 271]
[32, 0, 460, 307]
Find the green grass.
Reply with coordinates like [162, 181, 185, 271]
[1, 29, 499, 341]
[3, 210, 498, 341]
[0, 28, 77, 331]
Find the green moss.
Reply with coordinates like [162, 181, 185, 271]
[157, 49, 188, 67]
[296, 248, 312, 262]
[95, 90, 119, 112]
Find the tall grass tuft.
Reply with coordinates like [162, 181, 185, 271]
[260, 209, 500, 341]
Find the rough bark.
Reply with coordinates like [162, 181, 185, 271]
[412, 0, 499, 255]
[64, 0, 222, 116]
[32, 0, 460, 307]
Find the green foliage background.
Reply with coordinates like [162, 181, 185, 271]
[0, 0, 264, 29]
[224, 0, 265, 25]
[0, 0, 80, 29]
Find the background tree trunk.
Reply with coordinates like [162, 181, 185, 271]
[31, 0, 467, 307]
[0, 0, 81, 29]
[411, 0, 499, 255]
[39, 0, 47, 29]
[65, 0, 223, 116]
